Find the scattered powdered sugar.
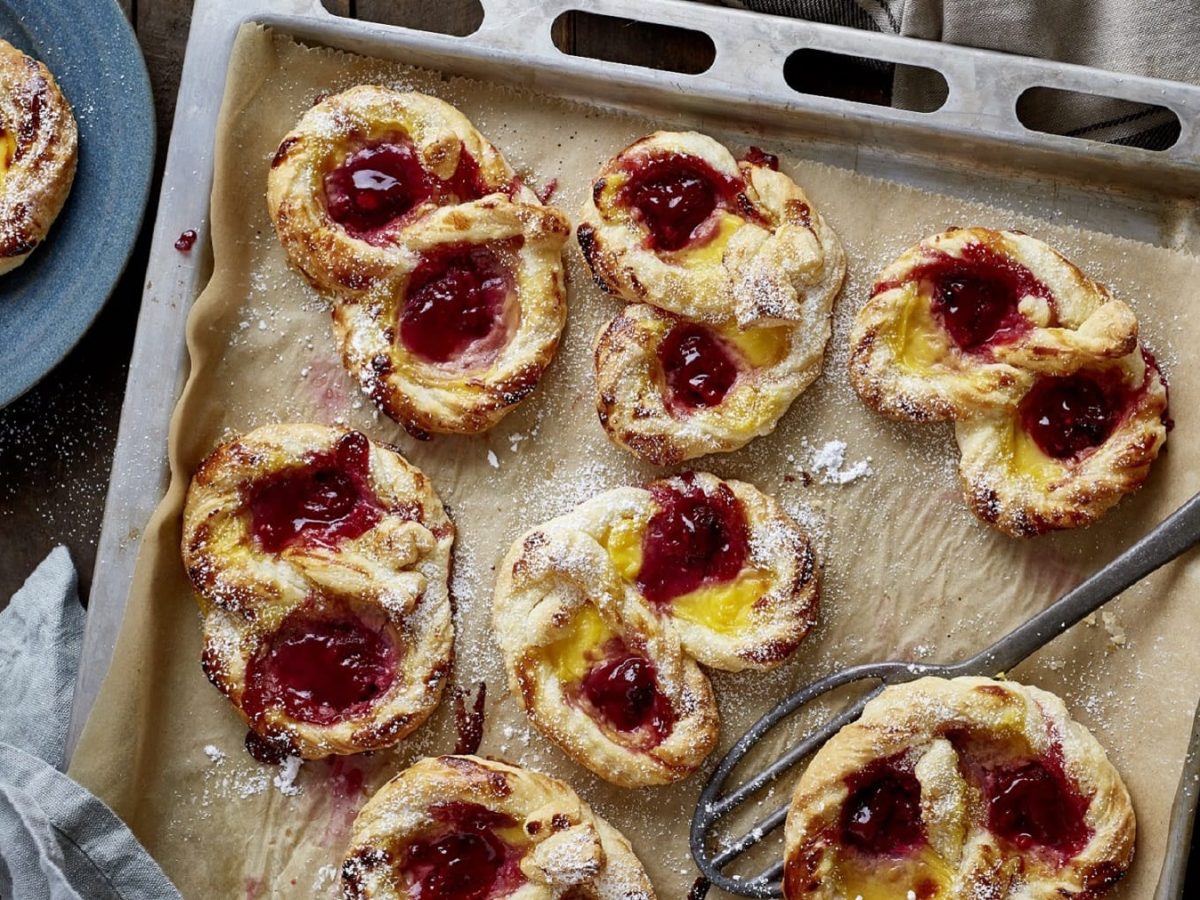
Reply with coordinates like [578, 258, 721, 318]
[487, 449, 500, 469]
[203, 744, 226, 763]
[273, 756, 304, 796]
[311, 864, 339, 892]
[806, 439, 873, 485]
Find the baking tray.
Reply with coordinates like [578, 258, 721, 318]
[66, 0, 1200, 892]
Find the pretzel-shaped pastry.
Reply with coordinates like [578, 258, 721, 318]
[578, 132, 845, 328]
[783, 677, 1135, 900]
[494, 472, 820, 787]
[583, 134, 845, 462]
[182, 424, 454, 759]
[342, 755, 657, 900]
[849, 228, 1168, 536]
[0, 39, 77, 275]
[267, 86, 569, 436]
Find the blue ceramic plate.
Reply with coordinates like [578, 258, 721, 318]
[0, 0, 154, 407]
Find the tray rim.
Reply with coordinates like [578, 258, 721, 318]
[68, 0, 1200, 894]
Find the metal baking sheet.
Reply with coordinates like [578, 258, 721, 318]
[67, 0, 1200, 891]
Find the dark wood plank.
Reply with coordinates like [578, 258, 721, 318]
[350, 0, 484, 36]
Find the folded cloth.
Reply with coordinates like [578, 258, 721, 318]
[0, 547, 181, 900]
[718, 0, 1200, 148]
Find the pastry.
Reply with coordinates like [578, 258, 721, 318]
[783, 676, 1135, 900]
[267, 86, 570, 436]
[341, 755, 657, 900]
[333, 194, 570, 436]
[493, 471, 820, 786]
[594, 304, 827, 464]
[849, 228, 1138, 422]
[181, 424, 454, 759]
[578, 131, 846, 328]
[0, 39, 78, 275]
[957, 348, 1168, 536]
[848, 228, 1168, 536]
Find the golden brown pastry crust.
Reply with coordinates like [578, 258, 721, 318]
[594, 304, 828, 465]
[493, 472, 819, 787]
[342, 755, 657, 899]
[783, 677, 1136, 900]
[578, 131, 846, 328]
[848, 228, 1167, 536]
[957, 350, 1168, 537]
[181, 423, 454, 759]
[848, 228, 1138, 423]
[0, 39, 77, 275]
[333, 195, 570, 437]
[267, 85, 532, 295]
[266, 86, 569, 436]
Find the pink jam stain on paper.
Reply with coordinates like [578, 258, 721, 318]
[321, 756, 368, 847]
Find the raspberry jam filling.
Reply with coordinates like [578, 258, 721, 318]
[620, 154, 742, 252]
[659, 322, 738, 411]
[243, 606, 398, 726]
[840, 757, 925, 857]
[401, 802, 526, 900]
[984, 756, 1091, 857]
[636, 475, 750, 606]
[324, 138, 490, 240]
[580, 639, 675, 746]
[399, 243, 514, 365]
[1019, 369, 1133, 460]
[248, 431, 382, 553]
[877, 242, 1054, 352]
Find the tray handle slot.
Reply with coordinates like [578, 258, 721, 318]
[550, 10, 716, 77]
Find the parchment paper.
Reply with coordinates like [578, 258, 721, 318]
[70, 25, 1200, 899]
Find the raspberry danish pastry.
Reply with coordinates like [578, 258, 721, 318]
[268, 87, 570, 436]
[783, 677, 1135, 900]
[268, 86, 534, 295]
[849, 228, 1138, 423]
[594, 304, 827, 464]
[0, 39, 77, 275]
[578, 131, 845, 328]
[334, 194, 570, 436]
[849, 228, 1168, 536]
[958, 348, 1168, 536]
[182, 424, 454, 759]
[342, 755, 657, 900]
[494, 472, 819, 786]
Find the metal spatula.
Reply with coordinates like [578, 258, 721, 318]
[690, 491, 1200, 898]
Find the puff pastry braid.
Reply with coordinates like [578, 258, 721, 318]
[0, 39, 77, 275]
[849, 228, 1168, 536]
[267, 86, 569, 436]
[582, 134, 845, 463]
[182, 424, 454, 759]
[342, 755, 656, 900]
[494, 472, 820, 786]
[783, 677, 1135, 900]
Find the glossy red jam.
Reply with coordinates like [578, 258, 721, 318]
[175, 229, 197, 252]
[620, 155, 741, 252]
[636, 475, 750, 606]
[840, 757, 925, 857]
[324, 139, 490, 240]
[876, 243, 1053, 352]
[243, 607, 397, 726]
[743, 146, 779, 170]
[581, 641, 675, 745]
[402, 802, 526, 900]
[1019, 370, 1130, 460]
[248, 432, 381, 553]
[399, 244, 513, 365]
[984, 756, 1091, 856]
[659, 322, 738, 410]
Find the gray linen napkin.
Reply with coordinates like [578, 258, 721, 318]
[721, 0, 1200, 148]
[0, 547, 181, 900]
